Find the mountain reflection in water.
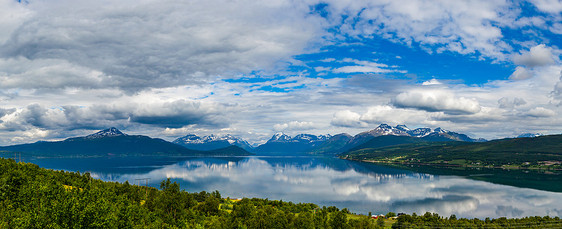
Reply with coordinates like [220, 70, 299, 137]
[28, 156, 562, 219]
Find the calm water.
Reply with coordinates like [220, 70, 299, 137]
[22, 155, 562, 218]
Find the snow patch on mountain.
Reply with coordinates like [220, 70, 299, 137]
[267, 133, 332, 143]
[356, 124, 481, 142]
[174, 134, 250, 146]
[517, 133, 543, 138]
[86, 127, 125, 139]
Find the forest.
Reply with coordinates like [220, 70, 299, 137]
[1, 157, 560, 228]
[342, 134, 562, 169]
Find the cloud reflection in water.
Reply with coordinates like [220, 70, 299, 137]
[90, 156, 562, 218]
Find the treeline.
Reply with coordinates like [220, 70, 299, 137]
[393, 212, 562, 228]
[343, 134, 562, 168]
[1, 157, 560, 228]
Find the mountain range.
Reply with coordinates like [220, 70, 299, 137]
[0, 124, 497, 156]
[252, 124, 485, 154]
[254, 133, 331, 153]
[0, 128, 252, 157]
[173, 134, 253, 151]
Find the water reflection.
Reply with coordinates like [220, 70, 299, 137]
[31, 156, 562, 218]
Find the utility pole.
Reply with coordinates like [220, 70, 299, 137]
[13, 152, 22, 163]
[135, 178, 150, 199]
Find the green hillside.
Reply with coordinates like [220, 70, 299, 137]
[342, 135, 562, 169]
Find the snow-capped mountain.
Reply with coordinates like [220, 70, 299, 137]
[517, 133, 543, 138]
[256, 133, 332, 153]
[354, 124, 479, 140]
[85, 127, 125, 139]
[0, 127, 237, 157]
[173, 134, 252, 151]
[268, 133, 292, 143]
[408, 128, 433, 137]
[266, 133, 331, 143]
[362, 124, 410, 137]
[326, 124, 484, 154]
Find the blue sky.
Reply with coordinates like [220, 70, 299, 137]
[0, 0, 561, 145]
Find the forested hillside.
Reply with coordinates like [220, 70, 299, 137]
[343, 134, 562, 168]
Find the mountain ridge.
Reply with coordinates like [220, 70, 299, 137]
[0, 128, 252, 157]
[173, 133, 253, 151]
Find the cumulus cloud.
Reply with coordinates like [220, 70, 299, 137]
[330, 110, 367, 128]
[0, 58, 110, 90]
[1, 0, 561, 145]
[322, 0, 516, 60]
[526, 107, 556, 117]
[0, 107, 16, 118]
[530, 0, 562, 14]
[0, 0, 325, 91]
[422, 79, 442, 85]
[509, 66, 533, 80]
[0, 100, 230, 133]
[513, 44, 558, 67]
[392, 90, 481, 115]
[497, 97, 527, 109]
[359, 105, 428, 125]
[129, 100, 230, 128]
[273, 121, 316, 131]
[432, 107, 506, 124]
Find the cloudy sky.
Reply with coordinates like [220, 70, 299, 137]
[1, 0, 561, 145]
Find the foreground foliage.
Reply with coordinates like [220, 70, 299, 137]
[393, 212, 562, 229]
[1, 158, 560, 228]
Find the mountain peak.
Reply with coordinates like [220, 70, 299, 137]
[434, 127, 446, 133]
[173, 133, 253, 151]
[376, 124, 393, 130]
[269, 132, 292, 142]
[86, 127, 125, 139]
[517, 133, 543, 138]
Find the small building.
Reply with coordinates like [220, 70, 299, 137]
[371, 214, 386, 219]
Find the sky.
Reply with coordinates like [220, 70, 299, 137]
[0, 0, 561, 146]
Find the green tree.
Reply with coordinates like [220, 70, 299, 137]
[330, 211, 348, 229]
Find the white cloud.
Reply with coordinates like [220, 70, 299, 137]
[0, 99, 231, 134]
[0, 0, 326, 91]
[513, 44, 558, 67]
[509, 66, 533, 80]
[0, 57, 110, 89]
[526, 107, 556, 117]
[323, 0, 516, 60]
[497, 97, 527, 109]
[0, 0, 561, 145]
[0, 0, 32, 45]
[551, 71, 562, 104]
[332, 59, 405, 74]
[393, 90, 481, 115]
[273, 121, 317, 131]
[359, 105, 429, 125]
[422, 79, 442, 85]
[530, 0, 562, 14]
[331, 110, 367, 128]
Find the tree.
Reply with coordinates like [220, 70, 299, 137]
[330, 211, 348, 229]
